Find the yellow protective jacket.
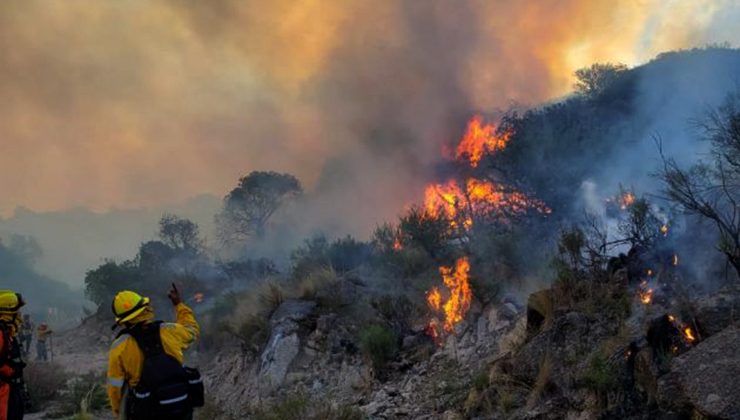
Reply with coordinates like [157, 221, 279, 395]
[106, 303, 200, 416]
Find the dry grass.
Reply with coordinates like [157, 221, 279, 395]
[499, 317, 528, 355]
[526, 354, 552, 410]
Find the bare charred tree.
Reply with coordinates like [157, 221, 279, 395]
[659, 93, 740, 277]
[216, 171, 302, 244]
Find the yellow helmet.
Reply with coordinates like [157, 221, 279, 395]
[112, 291, 150, 325]
[0, 290, 25, 314]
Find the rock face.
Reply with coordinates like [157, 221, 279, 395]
[693, 286, 740, 337]
[657, 322, 740, 419]
[259, 300, 316, 389]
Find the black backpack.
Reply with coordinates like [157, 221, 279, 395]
[121, 322, 203, 420]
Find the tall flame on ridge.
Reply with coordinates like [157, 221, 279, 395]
[455, 115, 511, 168]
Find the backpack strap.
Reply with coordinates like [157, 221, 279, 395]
[125, 321, 165, 358]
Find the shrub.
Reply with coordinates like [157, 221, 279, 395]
[398, 207, 451, 258]
[359, 324, 398, 371]
[297, 267, 344, 310]
[252, 396, 363, 420]
[53, 372, 108, 417]
[580, 353, 618, 394]
[326, 236, 371, 273]
[258, 282, 284, 317]
[290, 236, 331, 280]
[291, 235, 372, 280]
[23, 362, 67, 412]
[235, 315, 270, 354]
[472, 371, 490, 391]
[371, 294, 415, 336]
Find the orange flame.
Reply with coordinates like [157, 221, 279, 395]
[426, 287, 442, 312]
[660, 224, 669, 236]
[620, 192, 635, 210]
[392, 238, 403, 251]
[439, 257, 472, 332]
[638, 280, 654, 304]
[424, 178, 549, 231]
[639, 288, 654, 305]
[667, 314, 698, 345]
[672, 254, 679, 266]
[454, 115, 511, 168]
[426, 257, 473, 340]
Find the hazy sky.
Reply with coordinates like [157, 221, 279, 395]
[1, 0, 738, 217]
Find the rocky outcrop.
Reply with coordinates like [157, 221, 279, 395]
[259, 300, 316, 389]
[657, 322, 740, 419]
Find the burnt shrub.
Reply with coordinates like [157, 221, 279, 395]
[359, 324, 399, 371]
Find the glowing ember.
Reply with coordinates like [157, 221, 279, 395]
[426, 257, 473, 340]
[667, 314, 698, 345]
[620, 192, 635, 210]
[194, 292, 204, 304]
[646, 269, 654, 276]
[672, 254, 679, 266]
[638, 280, 654, 304]
[393, 239, 403, 251]
[660, 224, 669, 236]
[639, 288, 654, 305]
[454, 115, 511, 167]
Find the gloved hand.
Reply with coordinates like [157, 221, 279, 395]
[168, 283, 182, 306]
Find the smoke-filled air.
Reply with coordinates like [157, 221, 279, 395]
[1, 1, 740, 419]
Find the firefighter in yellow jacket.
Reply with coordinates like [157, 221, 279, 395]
[107, 284, 200, 419]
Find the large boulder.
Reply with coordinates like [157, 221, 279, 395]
[693, 286, 740, 337]
[259, 299, 316, 390]
[657, 322, 740, 419]
[512, 311, 615, 387]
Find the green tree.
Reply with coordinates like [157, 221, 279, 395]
[158, 213, 203, 253]
[84, 260, 140, 307]
[216, 171, 302, 243]
[574, 63, 628, 97]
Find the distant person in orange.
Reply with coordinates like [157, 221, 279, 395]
[35, 324, 52, 362]
[0, 290, 27, 420]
